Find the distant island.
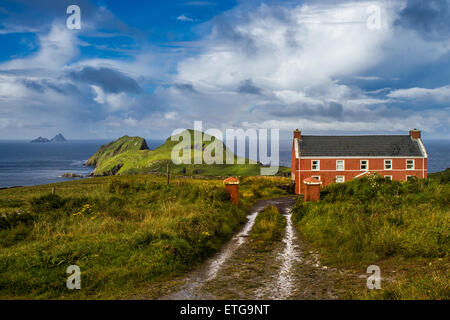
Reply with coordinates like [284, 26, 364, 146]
[31, 133, 67, 143]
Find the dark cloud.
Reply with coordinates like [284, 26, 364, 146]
[69, 66, 141, 94]
[238, 79, 262, 95]
[0, 0, 131, 34]
[173, 83, 198, 93]
[21, 79, 80, 95]
[265, 101, 344, 119]
[395, 0, 450, 40]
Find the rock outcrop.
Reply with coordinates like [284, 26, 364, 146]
[31, 136, 50, 143]
[51, 133, 67, 142]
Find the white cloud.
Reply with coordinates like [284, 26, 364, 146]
[91, 85, 105, 104]
[177, 14, 194, 22]
[164, 111, 178, 120]
[0, 24, 79, 71]
[387, 85, 450, 102]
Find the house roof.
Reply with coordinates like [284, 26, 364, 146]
[296, 135, 424, 157]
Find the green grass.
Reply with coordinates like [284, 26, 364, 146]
[292, 173, 449, 299]
[0, 175, 290, 299]
[429, 168, 450, 184]
[250, 205, 286, 251]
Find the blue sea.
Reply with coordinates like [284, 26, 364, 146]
[0, 139, 448, 188]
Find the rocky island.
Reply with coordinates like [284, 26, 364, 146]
[31, 136, 50, 143]
[30, 133, 67, 143]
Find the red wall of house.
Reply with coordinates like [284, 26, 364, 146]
[293, 157, 427, 195]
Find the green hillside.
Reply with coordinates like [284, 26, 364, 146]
[0, 175, 291, 299]
[87, 130, 290, 177]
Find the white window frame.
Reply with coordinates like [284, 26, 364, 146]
[335, 175, 345, 183]
[384, 175, 392, 180]
[311, 160, 320, 171]
[406, 175, 416, 181]
[384, 159, 392, 170]
[336, 160, 345, 171]
[360, 160, 369, 171]
[406, 159, 415, 170]
[311, 176, 321, 181]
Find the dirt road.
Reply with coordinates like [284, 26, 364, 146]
[162, 197, 340, 300]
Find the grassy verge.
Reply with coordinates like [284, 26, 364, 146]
[250, 205, 286, 251]
[0, 175, 290, 299]
[292, 174, 449, 299]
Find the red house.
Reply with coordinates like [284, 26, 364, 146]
[291, 129, 428, 195]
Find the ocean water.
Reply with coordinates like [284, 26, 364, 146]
[0, 139, 448, 188]
[0, 140, 163, 188]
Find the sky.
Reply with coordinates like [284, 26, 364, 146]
[0, 0, 449, 140]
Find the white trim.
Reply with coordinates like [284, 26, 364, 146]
[406, 159, 415, 170]
[294, 138, 300, 159]
[311, 159, 320, 171]
[298, 156, 425, 159]
[335, 175, 345, 183]
[354, 171, 371, 178]
[336, 159, 345, 171]
[360, 160, 369, 171]
[298, 169, 423, 172]
[311, 175, 321, 181]
[384, 175, 393, 180]
[416, 138, 428, 158]
[423, 158, 424, 179]
[384, 159, 392, 170]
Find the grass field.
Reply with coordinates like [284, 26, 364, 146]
[0, 175, 291, 299]
[292, 173, 450, 299]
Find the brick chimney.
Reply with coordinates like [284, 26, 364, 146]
[294, 129, 301, 140]
[409, 128, 421, 140]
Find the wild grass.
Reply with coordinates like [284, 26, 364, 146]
[250, 205, 286, 251]
[0, 175, 289, 299]
[292, 174, 449, 299]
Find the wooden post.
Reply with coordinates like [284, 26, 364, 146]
[51, 187, 55, 195]
[167, 162, 170, 185]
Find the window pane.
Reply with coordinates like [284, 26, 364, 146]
[312, 160, 319, 170]
[385, 160, 392, 169]
[361, 160, 368, 170]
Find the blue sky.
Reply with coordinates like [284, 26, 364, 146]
[0, 0, 449, 140]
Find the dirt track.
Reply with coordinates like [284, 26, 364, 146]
[162, 197, 341, 300]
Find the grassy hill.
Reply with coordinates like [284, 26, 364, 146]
[86, 130, 290, 177]
[0, 175, 291, 299]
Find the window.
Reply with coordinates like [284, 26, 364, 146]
[360, 160, 368, 171]
[406, 159, 414, 170]
[311, 176, 321, 181]
[407, 175, 417, 181]
[335, 176, 345, 183]
[384, 175, 392, 180]
[336, 160, 345, 171]
[384, 159, 392, 170]
[312, 160, 320, 171]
